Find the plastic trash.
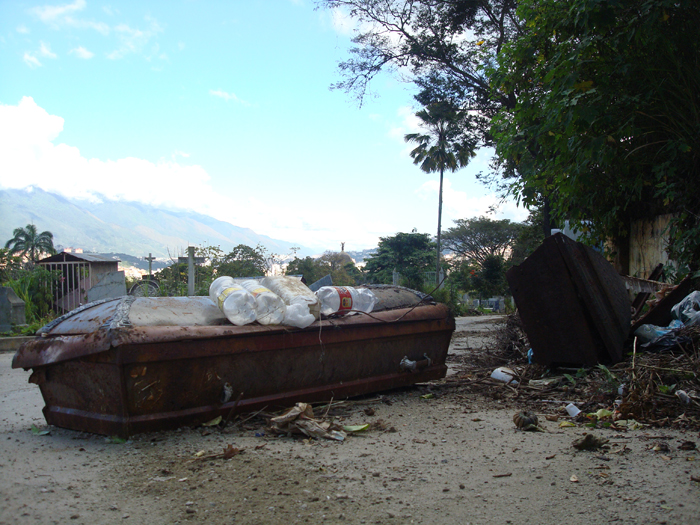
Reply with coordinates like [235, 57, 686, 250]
[671, 290, 700, 326]
[209, 276, 257, 326]
[316, 286, 377, 316]
[676, 390, 691, 404]
[633, 320, 682, 344]
[240, 280, 286, 325]
[261, 276, 320, 319]
[565, 403, 581, 417]
[527, 348, 534, 364]
[282, 302, 316, 329]
[490, 367, 518, 385]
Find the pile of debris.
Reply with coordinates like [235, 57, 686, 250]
[454, 233, 700, 429]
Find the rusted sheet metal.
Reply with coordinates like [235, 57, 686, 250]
[14, 298, 454, 437]
[506, 233, 631, 367]
[363, 284, 432, 310]
[630, 276, 693, 333]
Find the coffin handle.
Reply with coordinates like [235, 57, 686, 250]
[400, 353, 432, 373]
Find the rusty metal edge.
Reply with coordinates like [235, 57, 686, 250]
[630, 276, 694, 333]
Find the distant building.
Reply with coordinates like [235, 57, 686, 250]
[37, 252, 126, 312]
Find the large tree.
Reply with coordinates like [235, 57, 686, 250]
[4, 224, 56, 262]
[442, 216, 523, 266]
[490, 0, 700, 269]
[405, 101, 476, 283]
[320, 0, 522, 149]
[217, 244, 273, 278]
[364, 231, 435, 289]
[286, 252, 362, 286]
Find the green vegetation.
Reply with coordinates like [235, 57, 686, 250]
[286, 251, 363, 287]
[405, 101, 476, 283]
[0, 248, 58, 333]
[4, 223, 56, 263]
[323, 0, 700, 275]
[363, 232, 436, 290]
[491, 0, 700, 270]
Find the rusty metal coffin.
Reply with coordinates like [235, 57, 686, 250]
[506, 233, 630, 367]
[13, 295, 454, 437]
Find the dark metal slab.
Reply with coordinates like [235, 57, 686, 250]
[506, 233, 631, 367]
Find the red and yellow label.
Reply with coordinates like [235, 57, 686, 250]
[336, 287, 353, 313]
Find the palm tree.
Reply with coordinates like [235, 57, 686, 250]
[4, 224, 57, 262]
[405, 101, 475, 285]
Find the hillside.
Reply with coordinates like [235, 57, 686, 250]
[0, 187, 315, 259]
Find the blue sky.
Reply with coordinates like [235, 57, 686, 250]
[0, 0, 528, 254]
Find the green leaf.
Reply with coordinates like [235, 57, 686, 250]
[30, 424, 50, 436]
[342, 424, 370, 433]
[202, 416, 222, 427]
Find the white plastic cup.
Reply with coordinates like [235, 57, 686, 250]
[490, 367, 518, 385]
[565, 403, 581, 417]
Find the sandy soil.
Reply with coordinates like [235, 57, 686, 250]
[1, 316, 699, 525]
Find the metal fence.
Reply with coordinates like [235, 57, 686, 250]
[41, 261, 94, 313]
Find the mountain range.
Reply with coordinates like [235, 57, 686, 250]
[0, 187, 315, 260]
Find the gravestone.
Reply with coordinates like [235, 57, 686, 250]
[0, 287, 26, 332]
[87, 271, 127, 303]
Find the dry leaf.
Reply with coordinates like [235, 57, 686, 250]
[223, 445, 241, 459]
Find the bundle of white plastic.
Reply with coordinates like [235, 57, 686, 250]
[209, 275, 317, 329]
[261, 276, 318, 328]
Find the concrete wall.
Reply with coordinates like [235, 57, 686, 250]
[628, 214, 671, 278]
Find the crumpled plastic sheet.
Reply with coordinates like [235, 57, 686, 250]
[671, 290, 700, 326]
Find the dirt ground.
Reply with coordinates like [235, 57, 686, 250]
[1, 316, 699, 525]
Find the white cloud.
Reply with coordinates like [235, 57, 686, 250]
[17, 25, 30, 34]
[209, 89, 252, 107]
[69, 46, 94, 59]
[39, 41, 57, 58]
[415, 178, 529, 225]
[31, 0, 86, 24]
[0, 97, 395, 251]
[107, 17, 163, 59]
[0, 96, 214, 209]
[23, 52, 42, 68]
[63, 17, 110, 34]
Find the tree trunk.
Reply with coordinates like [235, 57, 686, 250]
[436, 167, 444, 286]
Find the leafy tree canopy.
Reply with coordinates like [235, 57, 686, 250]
[490, 0, 700, 269]
[4, 224, 56, 263]
[364, 232, 435, 288]
[320, 0, 522, 150]
[217, 244, 272, 278]
[471, 254, 508, 299]
[442, 216, 524, 266]
[286, 252, 362, 287]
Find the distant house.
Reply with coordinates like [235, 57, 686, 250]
[37, 252, 126, 313]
